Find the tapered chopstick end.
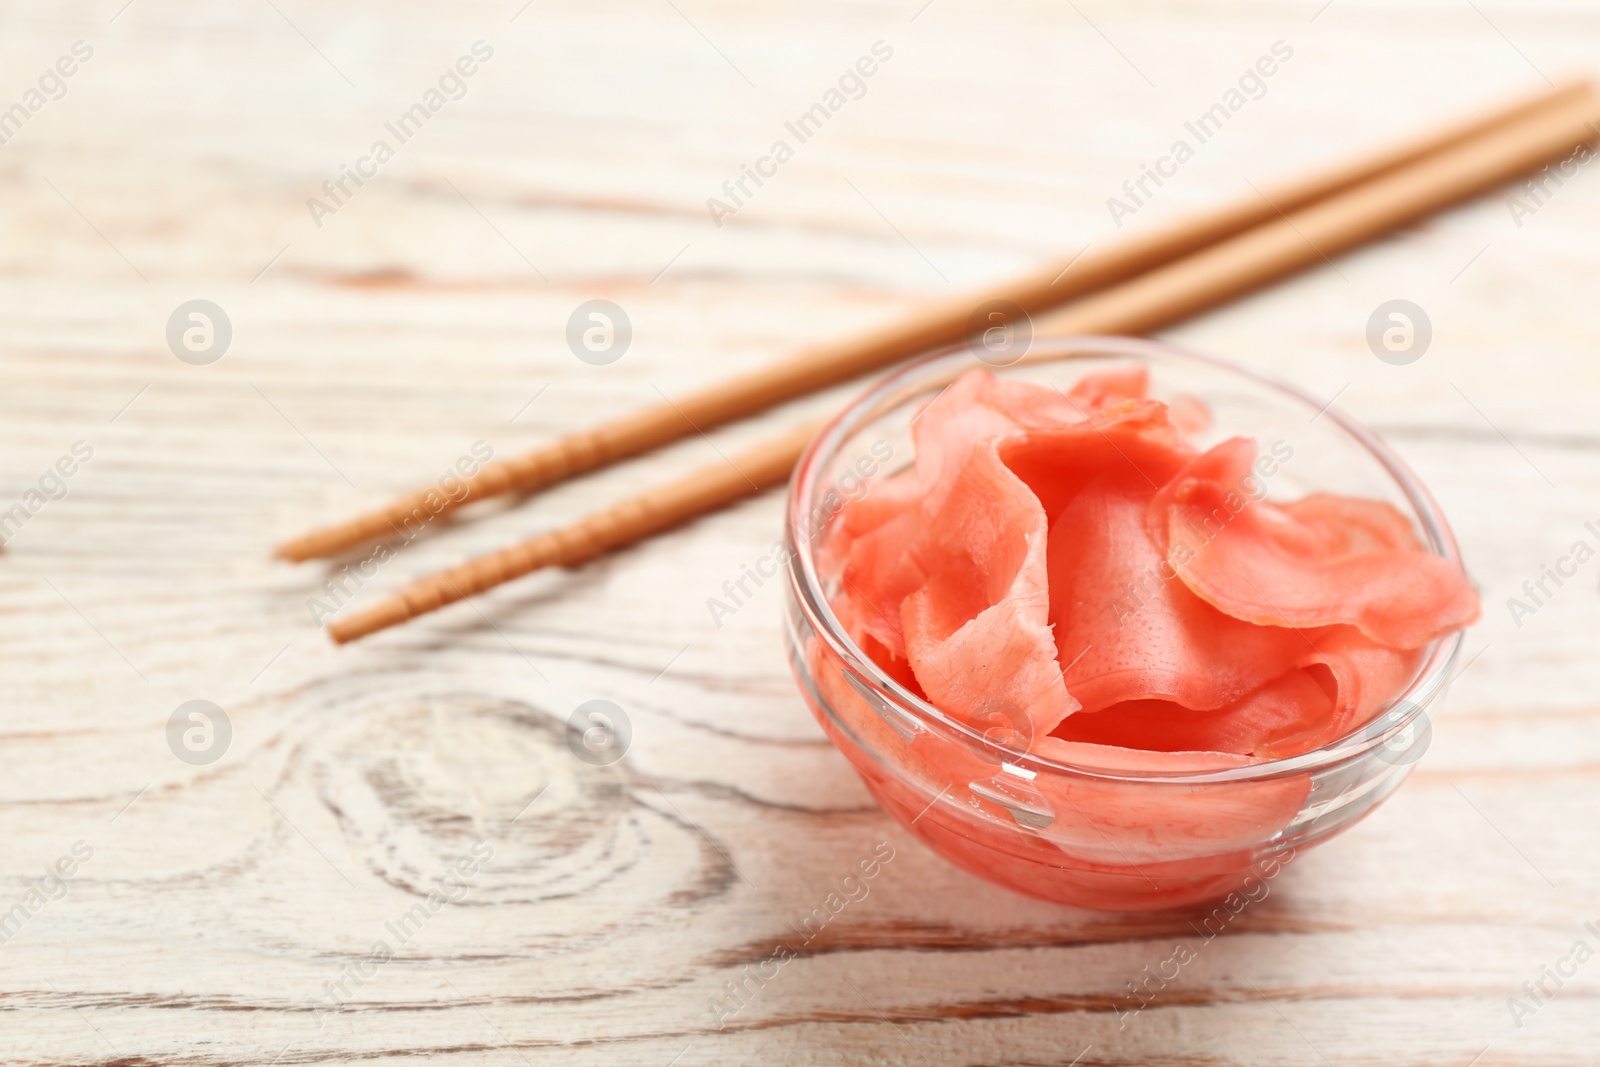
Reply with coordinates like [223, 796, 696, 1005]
[327, 599, 412, 645]
[274, 538, 314, 563]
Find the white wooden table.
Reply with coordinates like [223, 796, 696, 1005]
[3, 1, 1598, 1063]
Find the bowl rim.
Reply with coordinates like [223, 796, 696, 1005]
[784, 334, 1467, 785]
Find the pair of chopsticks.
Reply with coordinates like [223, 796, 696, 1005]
[286, 80, 1600, 644]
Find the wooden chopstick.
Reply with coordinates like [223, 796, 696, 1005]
[327, 422, 819, 643]
[277, 79, 1593, 564]
[328, 83, 1600, 643]
[1029, 85, 1599, 338]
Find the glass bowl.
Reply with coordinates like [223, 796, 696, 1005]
[782, 335, 1466, 912]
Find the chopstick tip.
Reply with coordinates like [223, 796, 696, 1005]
[327, 599, 412, 644]
[274, 541, 309, 563]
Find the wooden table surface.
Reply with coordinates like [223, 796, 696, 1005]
[4, 1, 1599, 1063]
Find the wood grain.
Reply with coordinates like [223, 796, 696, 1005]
[2, 1, 1599, 1064]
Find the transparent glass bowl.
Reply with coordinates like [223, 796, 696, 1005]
[783, 336, 1466, 912]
